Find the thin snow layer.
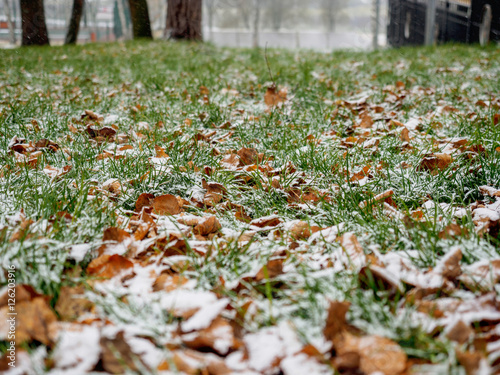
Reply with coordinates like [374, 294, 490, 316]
[281, 353, 331, 375]
[51, 324, 100, 372]
[181, 298, 229, 332]
[68, 243, 92, 262]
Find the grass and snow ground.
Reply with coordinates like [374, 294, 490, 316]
[1, 41, 500, 374]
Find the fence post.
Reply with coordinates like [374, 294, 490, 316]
[425, 0, 437, 45]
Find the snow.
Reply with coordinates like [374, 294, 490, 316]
[51, 324, 100, 372]
[181, 298, 229, 332]
[280, 353, 331, 375]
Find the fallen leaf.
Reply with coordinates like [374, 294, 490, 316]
[13, 297, 57, 345]
[155, 145, 168, 158]
[100, 331, 146, 373]
[152, 194, 181, 215]
[237, 147, 259, 166]
[182, 317, 239, 355]
[359, 113, 373, 129]
[446, 320, 472, 344]
[86, 125, 116, 139]
[87, 254, 133, 279]
[194, 216, 221, 236]
[135, 193, 155, 213]
[255, 259, 284, 282]
[250, 215, 281, 228]
[264, 84, 287, 107]
[55, 286, 94, 321]
[323, 300, 350, 342]
[419, 153, 452, 173]
[43, 165, 72, 179]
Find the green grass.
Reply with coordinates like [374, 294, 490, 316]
[1, 40, 500, 373]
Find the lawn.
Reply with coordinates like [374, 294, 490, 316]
[1, 40, 500, 374]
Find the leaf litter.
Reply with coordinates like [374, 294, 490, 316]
[0, 42, 500, 374]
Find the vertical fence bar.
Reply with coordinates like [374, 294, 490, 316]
[425, 0, 437, 45]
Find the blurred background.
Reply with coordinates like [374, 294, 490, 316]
[0, 0, 388, 50]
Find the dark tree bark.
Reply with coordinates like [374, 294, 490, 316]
[128, 0, 152, 39]
[65, 0, 85, 45]
[20, 0, 49, 46]
[166, 0, 202, 41]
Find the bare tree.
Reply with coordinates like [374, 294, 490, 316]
[2, 0, 16, 44]
[205, 0, 216, 39]
[20, 0, 49, 46]
[166, 0, 202, 40]
[65, 0, 85, 45]
[116, 0, 129, 39]
[322, 0, 346, 33]
[128, 0, 153, 38]
[267, 0, 286, 31]
[252, 0, 261, 47]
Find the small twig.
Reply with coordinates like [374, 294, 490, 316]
[264, 44, 275, 85]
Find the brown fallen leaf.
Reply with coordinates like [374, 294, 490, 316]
[359, 113, 374, 129]
[13, 297, 58, 345]
[202, 179, 226, 206]
[250, 215, 281, 228]
[182, 317, 239, 355]
[438, 223, 469, 240]
[400, 127, 410, 142]
[100, 331, 146, 374]
[264, 84, 287, 107]
[86, 125, 116, 139]
[323, 300, 351, 342]
[35, 138, 59, 152]
[456, 350, 484, 375]
[255, 259, 284, 282]
[237, 147, 259, 166]
[155, 145, 168, 158]
[87, 254, 133, 279]
[153, 274, 189, 292]
[290, 221, 312, 240]
[55, 285, 94, 321]
[446, 320, 472, 344]
[152, 194, 181, 215]
[135, 193, 155, 213]
[194, 216, 221, 236]
[419, 153, 452, 173]
[102, 178, 122, 195]
[84, 109, 103, 121]
[43, 165, 72, 179]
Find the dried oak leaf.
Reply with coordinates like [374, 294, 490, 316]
[194, 216, 221, 236]
[419, 153, 452, 173]
[135, 193, 155, 213]
[202, 179, 226, 206]
[152, 194, 181, 215]
[55, 285, 94, 321]
[237, 147, 259, 166]
[87, 254, 133, 279]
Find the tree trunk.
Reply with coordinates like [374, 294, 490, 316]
[65, 0, 85, 45]
[20, 0, 49, 46]
[128, 0, 152, 39]
[166, 0, 202, 41]
[3, 0, 16, 44]
[252, 0, 261, 48]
